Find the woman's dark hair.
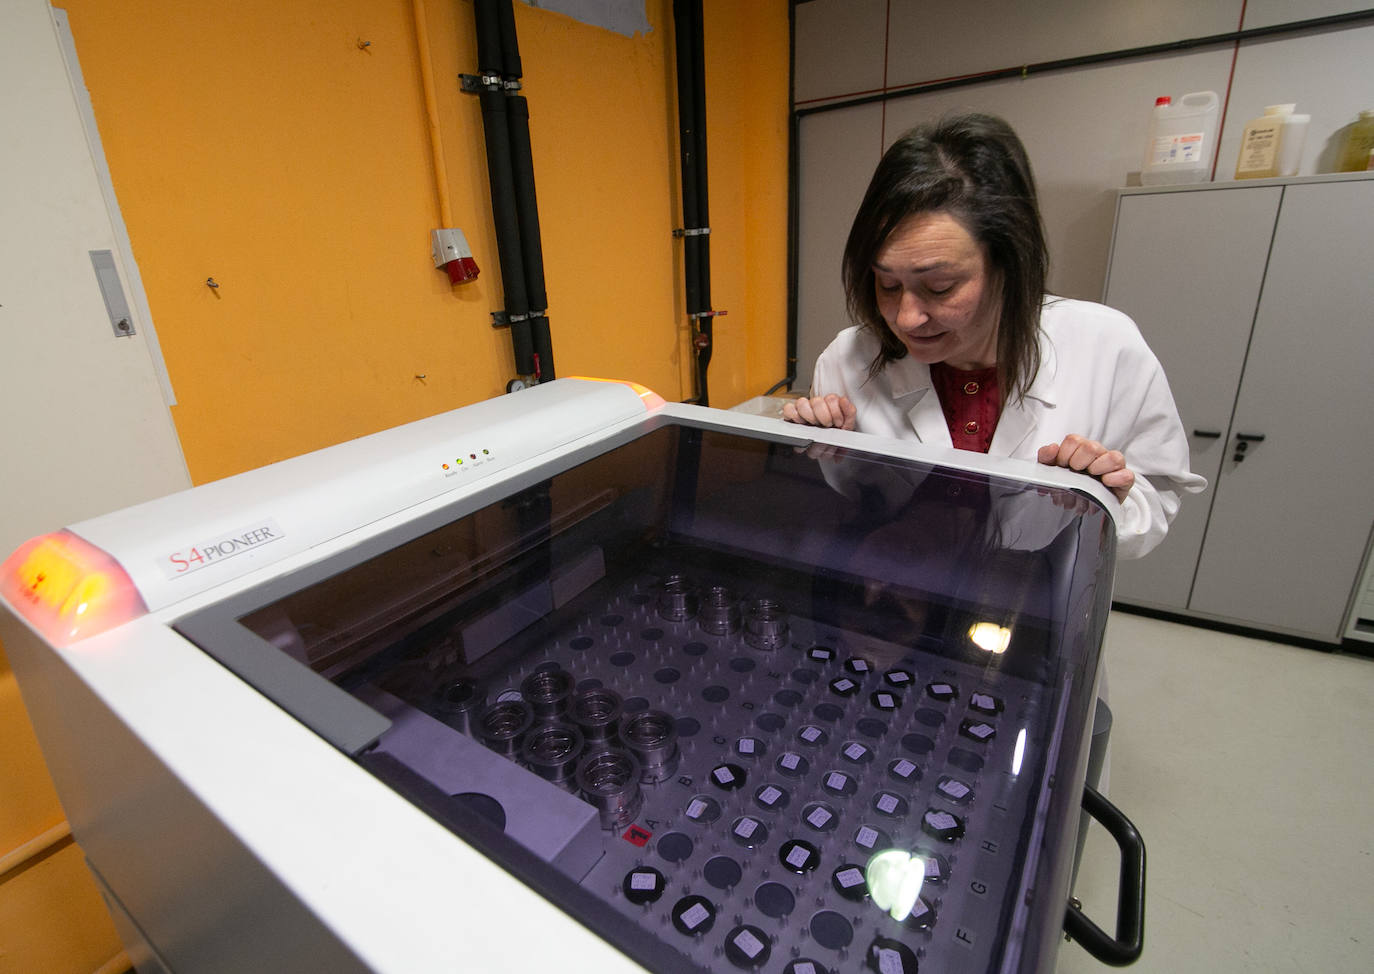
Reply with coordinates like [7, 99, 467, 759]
[841, 113, 1047, 402]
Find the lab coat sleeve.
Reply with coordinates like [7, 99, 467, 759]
[1104, 344, 1207, 560]
[801, 333, 876, 504]
[809, 329, 857, 401]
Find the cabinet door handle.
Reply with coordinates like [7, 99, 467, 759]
[1192, 429, 1222, 438]
[1232, 432, 1266, 462]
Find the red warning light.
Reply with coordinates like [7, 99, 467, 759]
[0, 531, 146, 647]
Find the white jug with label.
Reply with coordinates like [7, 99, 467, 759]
[1140, 91, 1219, 185]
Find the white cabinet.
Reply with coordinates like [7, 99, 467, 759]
[1103, 174, 1374, 642]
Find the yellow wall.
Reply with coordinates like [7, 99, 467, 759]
[56, 0, 790, 484]
[2, 0, 789, 967]
[705, 1, 791, 399]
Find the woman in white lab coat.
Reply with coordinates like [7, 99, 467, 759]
[784, 113, 1204, 559]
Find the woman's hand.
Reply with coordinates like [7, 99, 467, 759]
[1036, 434, 1135, 502]
[782, 394, 857, 430]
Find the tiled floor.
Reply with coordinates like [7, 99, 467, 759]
[1055, 611, 1374, 973]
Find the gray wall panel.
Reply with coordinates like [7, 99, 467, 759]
[885, 0, 1241, 89]
[794, 0, 888, 105]
[1242, 0, 1371, 30]
[794, 105, 884, 389]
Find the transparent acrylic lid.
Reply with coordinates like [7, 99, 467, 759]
[179, 421, 1116, 974]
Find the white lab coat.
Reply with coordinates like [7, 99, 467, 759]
[809, 297, 1206, 559]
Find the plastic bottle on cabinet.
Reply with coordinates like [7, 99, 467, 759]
[1337, 110, 1374, 172]
[1140, 91, 1219, 185]
[1235, 105, 1292, 180]
[1277, 110, 1310, 177]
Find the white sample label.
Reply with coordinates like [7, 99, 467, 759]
[630, 872, 657, 891]
[687, 799, 708, 819]
[738, 738, 755, 754]
[940, 778, 971, 799]
[807, 807, 833, 828]
[827, 772, 849, 790]
[892, 759, 917, 778]
[734, 818, 758, 838]
[786, 845, 811, 868]
[837, 867, 865, 888]
[877, 793, 899, 814]
[845, 743, 868, 760]
[714, 767, 735, 784]
[759, 786, 782, 805]
[856, 826, 879, 847]
[781, 753, 801, 770]
[877, 948, 904, 974]
[732, 929, 765, 958]
[801, 727, 822, 742]
[681, 903, 710, 929]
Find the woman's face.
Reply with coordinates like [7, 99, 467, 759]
[872, 210, 1001, 370]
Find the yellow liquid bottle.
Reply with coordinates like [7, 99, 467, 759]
[1337, 110, 1374, 172]
[1235, 105, 1291, 180]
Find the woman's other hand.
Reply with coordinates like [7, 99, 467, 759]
[1036, 434, 1135, 502]
[781, 394, 857, 430]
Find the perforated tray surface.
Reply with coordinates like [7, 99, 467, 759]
[378, 561, 1049, 974]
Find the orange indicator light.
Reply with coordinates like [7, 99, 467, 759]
[567, 376, 667, 411]
[0, 531, 145, 647]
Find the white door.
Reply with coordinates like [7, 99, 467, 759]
[1, 1, 190, 560]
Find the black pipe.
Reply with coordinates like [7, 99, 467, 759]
[688, 0, 712, 405]
[673, 0, 701, 318]
[689, 0, 710, 314]
[477, 87, 534, 373]
[474, 0, 504, 76]
[796, 8, 1374, 119]
[780, 0, 799, 394]
[673, 0, 712, 405]
[530, 314, 555, 382]
[507, 96, 548, 313]
[507, 94, 554, 379]
[497, 0, 523, 81]
[473, 0, 555, 381]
